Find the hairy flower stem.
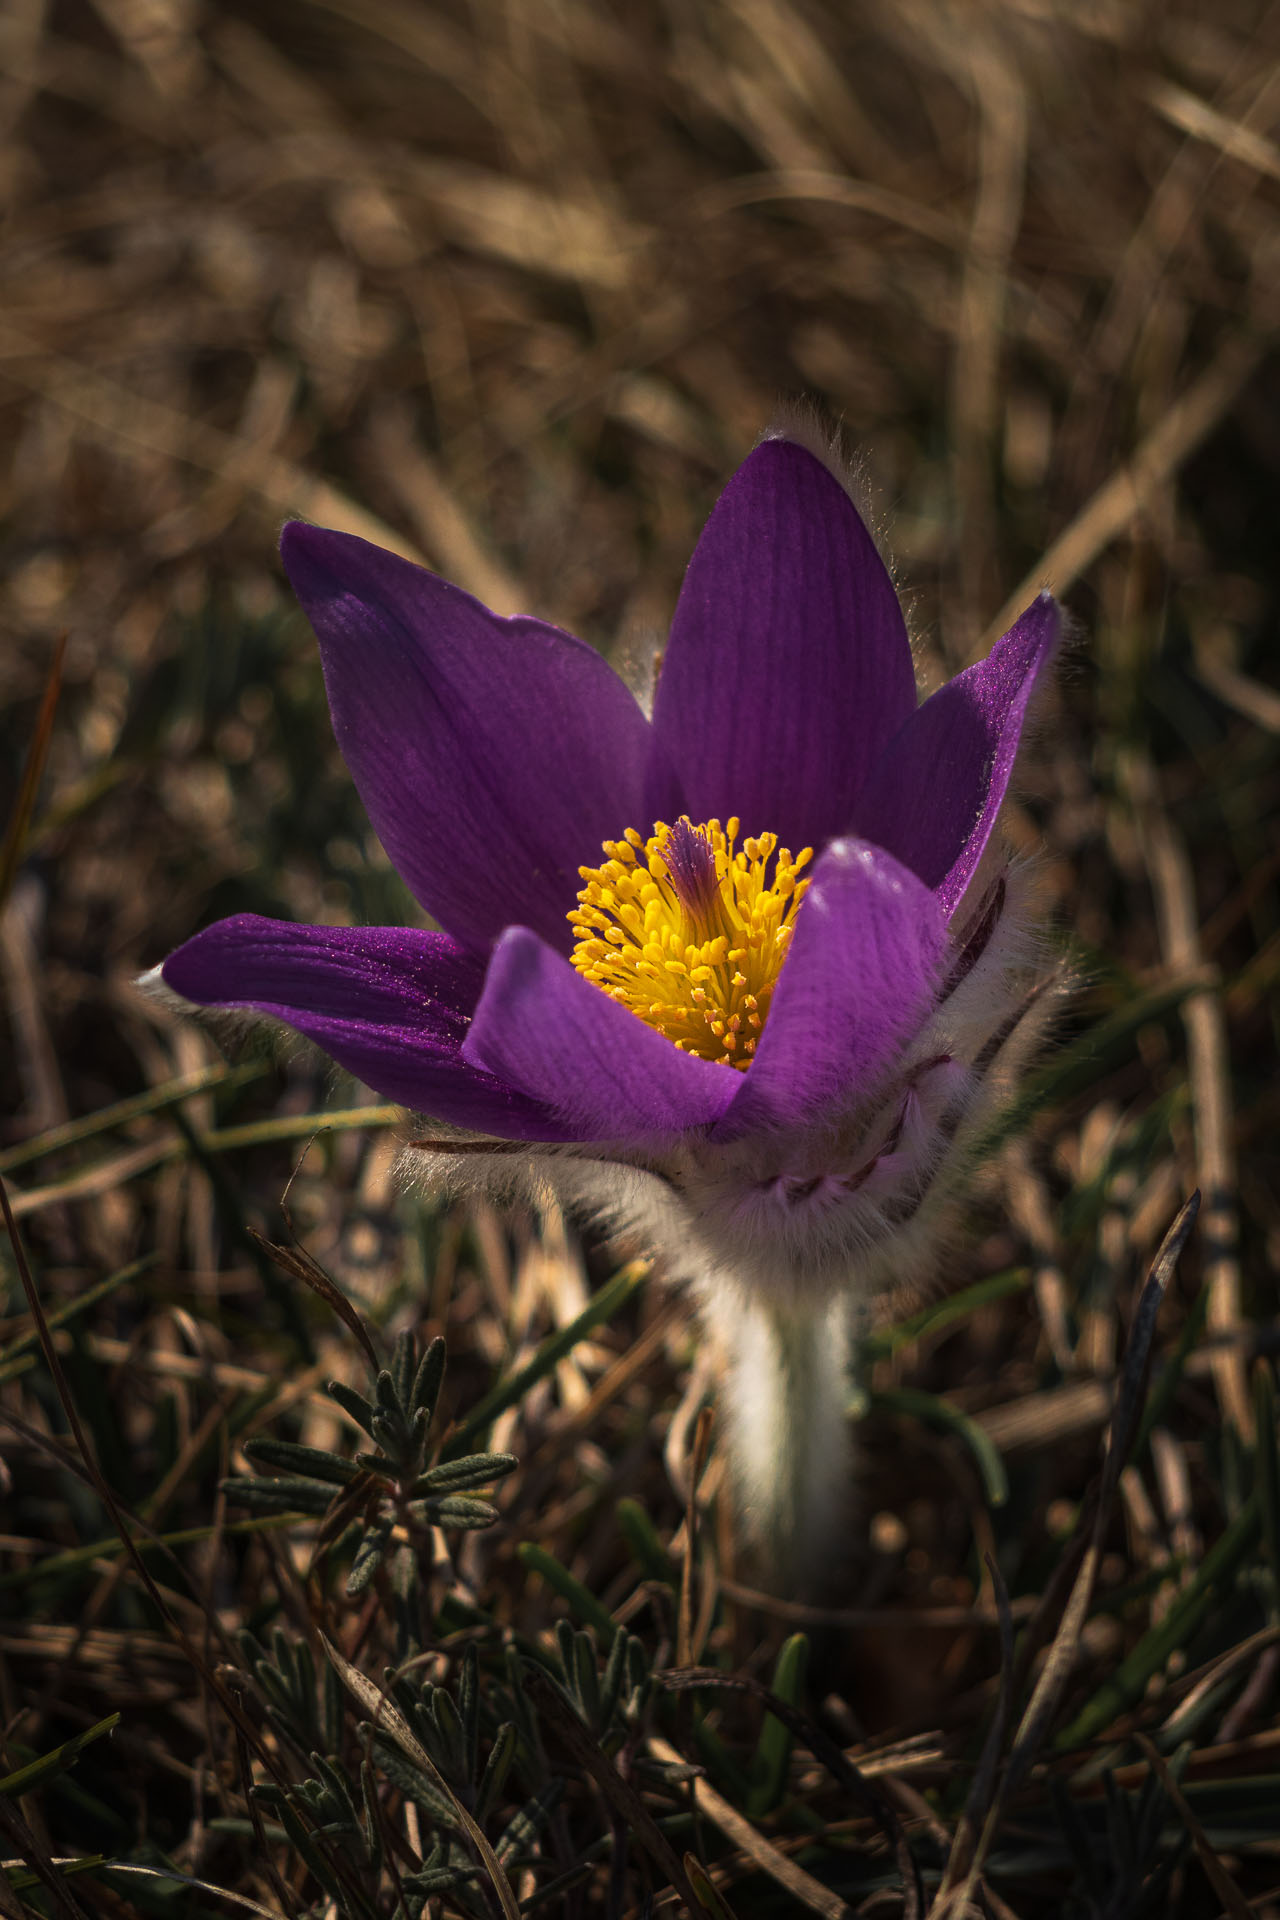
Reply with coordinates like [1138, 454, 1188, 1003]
[707, 1287, 854, 1587]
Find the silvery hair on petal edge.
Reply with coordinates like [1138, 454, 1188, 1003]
[135, 963, 355, 1088]
[761, 403, 907, 595]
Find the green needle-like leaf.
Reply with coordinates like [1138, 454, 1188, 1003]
[412, 1336, 447, 1424]
[418, 1494, 499, 1529]
[411, 1452, 518, 1496]
[475, 1723, 518, 1825]
[221, 1475, 340, 1517]
[327, 1380, 378, 1437]
[243, 1437, 364, 1484]
[347, 1516, 395, 1594]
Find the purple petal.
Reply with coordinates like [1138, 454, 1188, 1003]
[463, 928, 739, 1142]
[646, 439, 917, 852]
[851, 594, 1060, 916]
[281, 525, 653, 956]
[161, 915, 572, 1140]
[714, 839, 947, 1140]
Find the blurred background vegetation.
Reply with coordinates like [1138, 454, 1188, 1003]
[1, 0, 1279, 1913]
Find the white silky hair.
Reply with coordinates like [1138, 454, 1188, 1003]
[399, 856, 1065, 1581]
[699, 1284, 856, 1584]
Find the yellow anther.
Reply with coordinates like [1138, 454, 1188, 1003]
[569, 815, 810, 1070]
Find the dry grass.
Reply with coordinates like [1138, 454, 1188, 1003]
[1, 1, 1279, 1914]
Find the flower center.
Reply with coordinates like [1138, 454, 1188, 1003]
[568, 816, 812, 1068]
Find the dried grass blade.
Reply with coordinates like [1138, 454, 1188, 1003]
[1146, 78, 1280, 183]
[678, 1405, 714, 1668]
[648, 1735, 851, 1919]
[978, 333, 1263, 653]
[88, 1863, 288, 1917]
[0, 321, 425, 560]
[246, 1229, 379, 1374]
[0, 1804, 93, 1920]
[366, 403, 526, 614]
[0, 633, 66, 916]
[681, 1851, 743, 1918]
[657, 1667, 922, 1919]
[938, 1555, 1016, 1899]
[951, 33, 1027, 626]
[948, 1193, 1199, 1906]
[1132, 758, 1251, 1439]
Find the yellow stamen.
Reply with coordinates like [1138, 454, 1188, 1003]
[568, 816, 812, 1070]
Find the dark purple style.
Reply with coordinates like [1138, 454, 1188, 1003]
[161, 437, 1059, 1147]
[660, 818, 721, 920]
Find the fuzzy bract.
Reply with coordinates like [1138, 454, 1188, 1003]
[159, 432, 1060, 1310]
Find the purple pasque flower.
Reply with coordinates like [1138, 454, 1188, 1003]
[159, 432, 1060, 1309]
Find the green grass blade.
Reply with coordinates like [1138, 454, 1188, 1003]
[0, 1713, 120, 1795]
[870, 1386, 1010, 1508]
[746, 1633, 808, 1818]
[0, 1513, 308, 1593]
[0, 1062, 266, 1174]
[442, 1260, 648, 1460]
[1133, 1284, 1211, 1461]
[1056, 1494, 1261, 1749]
[616, 1496, 678, 1588]
[517, 1543, 618, 1644]
[0, 1252, 160, 1376]
[864, 1268, 1031, 1359]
